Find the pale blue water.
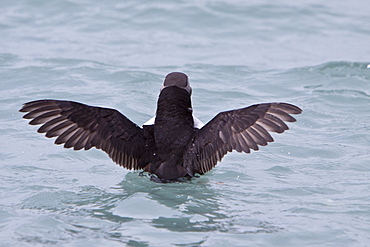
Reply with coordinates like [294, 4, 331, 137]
[1, 0, 370, 246]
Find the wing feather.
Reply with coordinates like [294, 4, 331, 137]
[183, 103, 302, 175]
[20, 99, 146, 170]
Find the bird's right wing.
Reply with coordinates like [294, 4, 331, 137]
[183, 103, 302, 175]
[20, 99, 146, 170]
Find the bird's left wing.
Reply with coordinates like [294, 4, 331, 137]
[20, 99, 146, 170]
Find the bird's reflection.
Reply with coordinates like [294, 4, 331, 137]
[108, 172, 227, 232]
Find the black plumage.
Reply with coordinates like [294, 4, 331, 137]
[19, 72, 302, 182]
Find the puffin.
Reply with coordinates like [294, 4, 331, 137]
[19, 72, 302, 182]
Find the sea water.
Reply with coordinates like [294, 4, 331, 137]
[1, 0, 370, 246]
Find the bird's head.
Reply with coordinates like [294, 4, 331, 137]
[161, 72, 192, 95]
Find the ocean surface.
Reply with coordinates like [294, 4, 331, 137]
[1, 0, 370, 246]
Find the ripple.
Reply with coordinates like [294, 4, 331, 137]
[2, 0, 370, 245]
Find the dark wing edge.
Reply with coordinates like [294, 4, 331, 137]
[183, 102, 302, 176]
[19, 99, 146, 170]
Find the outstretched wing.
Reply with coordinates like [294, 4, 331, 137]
[20, 99, 146, 170]
[183, 103, 302, 175]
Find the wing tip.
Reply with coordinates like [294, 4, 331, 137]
[274, 103, 302, 115]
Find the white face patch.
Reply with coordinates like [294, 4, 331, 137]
[143, 115, 204, 129]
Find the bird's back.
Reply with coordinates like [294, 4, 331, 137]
[147, 86, 195, 180]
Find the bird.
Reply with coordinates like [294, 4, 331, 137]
[19, 72, 302, 183]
